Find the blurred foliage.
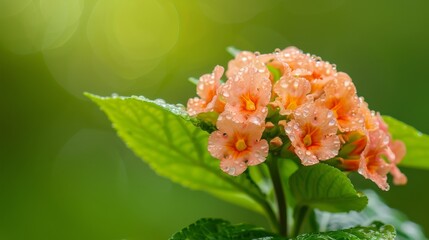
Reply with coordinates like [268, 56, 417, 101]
[1, 0, 429, 239]
[170, 218, 397, 240]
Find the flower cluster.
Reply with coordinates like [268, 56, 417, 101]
[187, 47, 407, 190]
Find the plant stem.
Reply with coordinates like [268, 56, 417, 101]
[261, 199, 279, 233]
[251, 168, 279, 233]
[292, 206, 310, 237]
[267, 155, 287, 237]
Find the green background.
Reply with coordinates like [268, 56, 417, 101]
[1, 0, 428, 239]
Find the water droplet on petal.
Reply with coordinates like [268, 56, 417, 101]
[228, 167, 236, 175]
[329, 119, 336, 126]
[383, 136, 390, 145]
[293, 81, 299, 89]
[248, 116, 262, 125]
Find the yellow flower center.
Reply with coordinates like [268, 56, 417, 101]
[303, 134, 312, 147]
[246, 100, 256, 111]
[235, 139, 247, 151]
[286, 100, 298, 110]
[242, 94, 256, 111]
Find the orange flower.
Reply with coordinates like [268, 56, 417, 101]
[222, 64, 272, 125]
[316, 73, 364, 132]
[277, 47, 337, 95]
[338, 131, 368, 171]
[376, 114, 408, 185]
[360, 99, 378, 131]
[273, 75, 312, 116]
[358, 128, 392, 191]
[208, 115, 269, 176]
[285, 103, 340, 165]
[389, 140, 407, 185]
[226, 51, 273, 79]
[358, 114, 408, 190]
[187, 65, 225, 116]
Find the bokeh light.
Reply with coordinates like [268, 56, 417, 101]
[0, 0, 83, 54]
[87, 0, 179, 79]
[198, 0, 282, 24]
[1, 0, 429, 239]
[0, 0, 32, 18]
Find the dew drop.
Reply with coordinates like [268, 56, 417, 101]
[329, 119, 336, 126]
[344, 81, 350, 87]
[303, 111, 309, 118]
[312, 55, 322, 61]
[154, 98, 166, 104]
[254, 51, 260, 56]
[305, 150, 312, 156]
[248, 116, 261, 125]
[383, 136, 390, 145]
[274, 48, 281, 54]
[285, 127, 292, 134]
[293, 81, 299, 89]
[228, 167, 236, 175]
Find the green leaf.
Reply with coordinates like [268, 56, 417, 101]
[188, 77, 199, 85]
[315, 190, 428, 240]
[170, 218, 280, 240]
[267, 65, 282, 82]
[86, 93, 272, 216]
[227, 46, 241, 57]
[289, 164, 368, 212]
[293, 222, 396, 240]
[169, 218, 396, 240]
[382, 115, 429, 169]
